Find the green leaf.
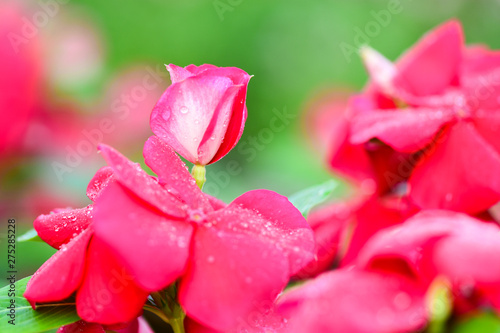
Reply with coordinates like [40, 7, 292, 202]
[452, 312, 500, 333]
[0, 276, 80, 333]
[288, 180, 338, 217]
[17, 229, 43, 243]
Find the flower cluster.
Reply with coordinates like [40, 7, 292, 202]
[287, 20, 500, 332]
[20, 20, 500, 333]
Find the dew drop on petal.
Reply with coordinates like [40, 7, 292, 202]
[180, 106, 189, 114]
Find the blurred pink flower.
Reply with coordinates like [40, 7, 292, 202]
[359, 210, 500, 313]
[351, 21, 500, 214]
[278, 269, 427, 333]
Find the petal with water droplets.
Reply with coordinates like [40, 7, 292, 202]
[24, 227, 93, 306]
[34, 205, 93, 249]
[179, 226, 289, 331]
[143, 136, 211, 211]
[227, 190, 315, 274]
[98, 144, 186, 218]
[87, 166, 115, 202]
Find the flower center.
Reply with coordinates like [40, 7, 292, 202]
[187, 209, 207, 224]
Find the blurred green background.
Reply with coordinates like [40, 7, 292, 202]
[2, 0, 500, 287]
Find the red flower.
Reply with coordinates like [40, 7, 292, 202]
[150, 64, 251, 165]
[92, 136, 314, 331]
[24, 167, 150, 325]
[350, 20, 500, 214]
[278, 269, 427, 333]
[359, 210, 500, 313]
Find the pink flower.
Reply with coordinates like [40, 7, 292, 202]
[150, 64, 251, 165]
[359, 210, 500, 313]
[92, 136, 314, 331]
[349, 21, 500, 213]
[24, 167, 150, 325]
[278, 269, 427, 333]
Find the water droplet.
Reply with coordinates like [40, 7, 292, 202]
[180, 106, 189, 114]
[393, 292, 411, 310]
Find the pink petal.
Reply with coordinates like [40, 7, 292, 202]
[185, 64, 218, 75]
[358, 210, 473, 279]
[116, 317, 154, 333]
[185, 310, 287, 333]
[98, 144, 186, 218]
[76, 237, 149, 325]
[179, 225, 289, 331]
[361, 46, 397, 96]
[350, 108, 454, 152]
[228, 190, 315, 274]
[192, 66, 251, 85]
[199, 85, 247, 164]
[409, 121, 500, 213]
[93, 182, 193, 291]
[205, 194, 227, 211]
[474, 110, 500, 154]
[340, 196, 412, 266]
[143, 136, 210, 210]
[34, 206, 93, 249]
[57, 321, 105, 333]
[166, 64, 194, 83]
[462, 49, 500, 110]
[150, 74, 234, 164]
[86, 166, 115, 202]
[432, 222, 500, 288]
[393, 20, 463, 96]
[278, 269, 427, 333]
[329, 120, 378, 186]
[24, 228, 93, 305]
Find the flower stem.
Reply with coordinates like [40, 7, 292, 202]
[191, 164, 206, 190]
[169, 310, 186, 333]
[157, 282, 186, 333]
[426, 277, 453, 333]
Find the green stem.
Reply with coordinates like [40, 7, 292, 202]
[156, 283, 186, 333]
[191, 164, 206, 190]
[142, 304, 170, 324]
[426, 277, 453, 333]
[170, 316, 186, 333]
